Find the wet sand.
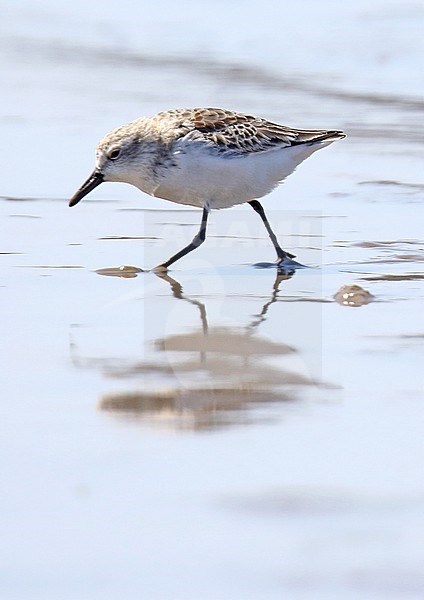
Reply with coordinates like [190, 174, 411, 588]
[1, 1, 424, 598]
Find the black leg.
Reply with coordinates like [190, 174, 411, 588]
[155, 207, 209, 271]
[248, 200, 296, 260]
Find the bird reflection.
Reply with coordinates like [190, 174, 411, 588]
[89, 268, 321, 432]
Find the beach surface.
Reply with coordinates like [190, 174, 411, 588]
[1, 1, 424, 598]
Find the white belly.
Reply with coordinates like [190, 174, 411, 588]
[151, 142, 327, 209]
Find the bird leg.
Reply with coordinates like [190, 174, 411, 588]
[248, 200, 296, 260]
[154, 207, 209, 271]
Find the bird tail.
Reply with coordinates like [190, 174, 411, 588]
[293, 129, 346, 146]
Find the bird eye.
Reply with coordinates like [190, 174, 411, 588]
[108, 148, 121, 160]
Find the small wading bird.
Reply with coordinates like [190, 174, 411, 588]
[69, 108, 345, 271]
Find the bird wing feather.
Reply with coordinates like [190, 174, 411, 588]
[154, 108, 344, 155]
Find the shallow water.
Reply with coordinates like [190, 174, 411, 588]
[1, 1, 424, 599]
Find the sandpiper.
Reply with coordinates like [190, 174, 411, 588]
[70, 107, 345, 270]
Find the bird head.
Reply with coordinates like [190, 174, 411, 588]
[69, 117, 156, 207]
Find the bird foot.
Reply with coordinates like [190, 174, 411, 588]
[151, 264, 169, 274]
[277, 250, 296, 260]
[277, 256, 306, 270]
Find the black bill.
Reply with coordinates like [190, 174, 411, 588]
[69, 171, 104, 207]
